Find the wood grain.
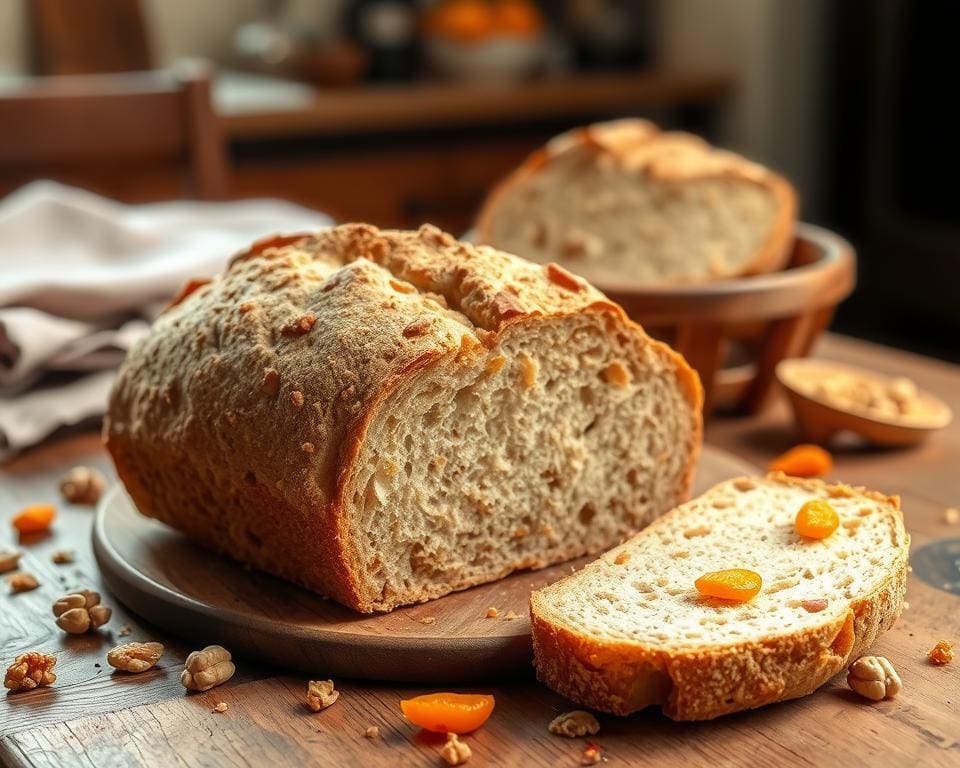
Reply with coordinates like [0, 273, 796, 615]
[1, 334, 959, 767]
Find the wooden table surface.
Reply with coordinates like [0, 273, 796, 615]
[1, 333, 958, 768]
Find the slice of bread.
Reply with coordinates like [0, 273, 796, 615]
[530, 473, 908, 720]
[105, 224, 702, 613]
[475, 119, 797, 286]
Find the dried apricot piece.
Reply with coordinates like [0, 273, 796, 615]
[399, 692, 495, 734]
[12, 504, 55, 534]
[695, 569, 762, 602]
[795, 500, 840, 539]
[769, 444, 833, 478]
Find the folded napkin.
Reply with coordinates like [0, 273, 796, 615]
[0, 181, 332, 461]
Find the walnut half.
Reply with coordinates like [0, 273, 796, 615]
[4, 652, 57, 692]
[440, 733, 471, 766]
[549, 710, 601, 738]
[180, 645, 235, 691]
[847, 655, 901, 701]
[58, 466, 106, 505]
[52, 590, 111, 633]
[306, 679, 339, 711]
[107, 642, 164, 673]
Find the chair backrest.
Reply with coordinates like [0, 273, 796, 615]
[0, 67, 228, 200]
[29, 0, 152, 75]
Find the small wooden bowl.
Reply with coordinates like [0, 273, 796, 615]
[776, 358, 953, 447]
[601, 223, 856, 415]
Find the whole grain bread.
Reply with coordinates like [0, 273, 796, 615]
[104, 224, 702, 612]
[475, 119, 797, 285]
[530, 472, 908, 720]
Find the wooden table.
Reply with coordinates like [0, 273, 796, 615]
[1, 334, 957, 767]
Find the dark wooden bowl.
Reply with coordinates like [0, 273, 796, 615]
[601, 223, 856, 416]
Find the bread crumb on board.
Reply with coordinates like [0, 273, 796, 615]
[944, 507, 960, 525]
[364, 725, 380, 738]
[212, 701, 229, 713]
[484, 607, 499, 619]
[504, 610, 520, 621]
[420, 616, 436, 625]
[581, 742, 604, 765]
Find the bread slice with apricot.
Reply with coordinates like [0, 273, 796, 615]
[530, 473, 908, 720]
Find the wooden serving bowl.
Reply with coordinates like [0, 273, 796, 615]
[601, 223, 856, 416]
[776, 358, 953, 447]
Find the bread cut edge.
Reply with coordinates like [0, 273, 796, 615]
[475, 121, 798, 282]
[333, 301, 704, 611]
[529, 473, 908, 720]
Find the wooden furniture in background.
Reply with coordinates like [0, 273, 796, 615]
[0, 334, 957, 767]
[0, 67, 228, 200]
[606, 224, 856, 416]
[28, 0, 151, 75]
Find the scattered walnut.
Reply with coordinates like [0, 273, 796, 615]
[602, 361, 630, 388]
[8, 572, 39, 593]
[0, 549, 22, 574]
[212, 702, 229, 713]
[118, 625, 131, 637]
[281, 313, 316, 336]
[52, 590, 111, 633]
[420, 617, 436, 625]
[847, 655, 901, 701]
[365, 725, 380, 738]
[51, 550, 75, 564]
[180, 645, 235, 691]
[3, 652, 57, 692]
[504, 610, 520, 621]
[290, 390, 305, 409]
[440, 733, 471, 766]
[58, 466, 106, 505]
[944, 507, 960, 525]
[581, 743, 603, 765]
[549, 710, 600, 738]
[107, 642, 164, 673]
[485, 607, 499, 619]
[801, 599, 829, 613]
[928, 640, 954, 665]
[306, 679, 339, 711]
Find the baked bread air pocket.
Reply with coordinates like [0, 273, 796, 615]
[530, 473, 908, 720]
[105, 224, 702, 612]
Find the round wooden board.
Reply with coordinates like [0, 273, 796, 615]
[93, 445, 755, 683]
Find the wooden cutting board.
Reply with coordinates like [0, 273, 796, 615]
[93, 445, 754, 683]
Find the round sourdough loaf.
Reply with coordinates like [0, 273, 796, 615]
[104, 224, 702, 612]
[475, 119, 797, 285]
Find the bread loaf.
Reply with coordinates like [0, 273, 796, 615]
[530, 473, 908, 719]
[105, 224, 702, 612]
[476, 119, 797, 285]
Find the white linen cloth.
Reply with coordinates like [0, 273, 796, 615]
[0, 181, 332, 461]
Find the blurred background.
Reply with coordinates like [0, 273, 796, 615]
[0, 0, 956, 362]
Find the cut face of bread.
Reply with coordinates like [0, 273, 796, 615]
[105, 224, 702, 612]
[476, 119, 797, 286]
[530, 473, 908, 720]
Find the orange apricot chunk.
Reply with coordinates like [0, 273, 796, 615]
[400, 692, 495, 734]
[695, 569, 762, 602]
[12, 504, 56, 534]
[795, 500, 840, 539]
[768, 444, 833, 478]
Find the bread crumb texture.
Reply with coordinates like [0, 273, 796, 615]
[531, 473, 908, 720]
[105, 223, 701, 612]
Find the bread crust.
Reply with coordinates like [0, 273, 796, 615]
[475, 119, 797, 283]
[105, 224, 702, 612]
[530, 473, 908, 720]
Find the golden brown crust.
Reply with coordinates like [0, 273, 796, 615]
[530, 474, 908, 720]
[105, 224, 702, 612]
[475, 119, 797, 281]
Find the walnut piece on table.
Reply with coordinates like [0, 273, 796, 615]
[52, 589, 112, 633]
[928, 640, 954, 665]
[8, 571, 39, 593]
[58, 466, 106, 505]
[847, 655, 902, 700]
[0, 549, 22, 574]
[440, 733, 471, 766]
[107, 642, 165, 673]
[51, 549, 75, 564]
[306, 679, 339, 711]
[180, 645, 235, 691]
[549, 710, 601, 738]
[3, 652, 57, 692]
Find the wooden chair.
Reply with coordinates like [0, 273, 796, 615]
[0, 66, 228, 200]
